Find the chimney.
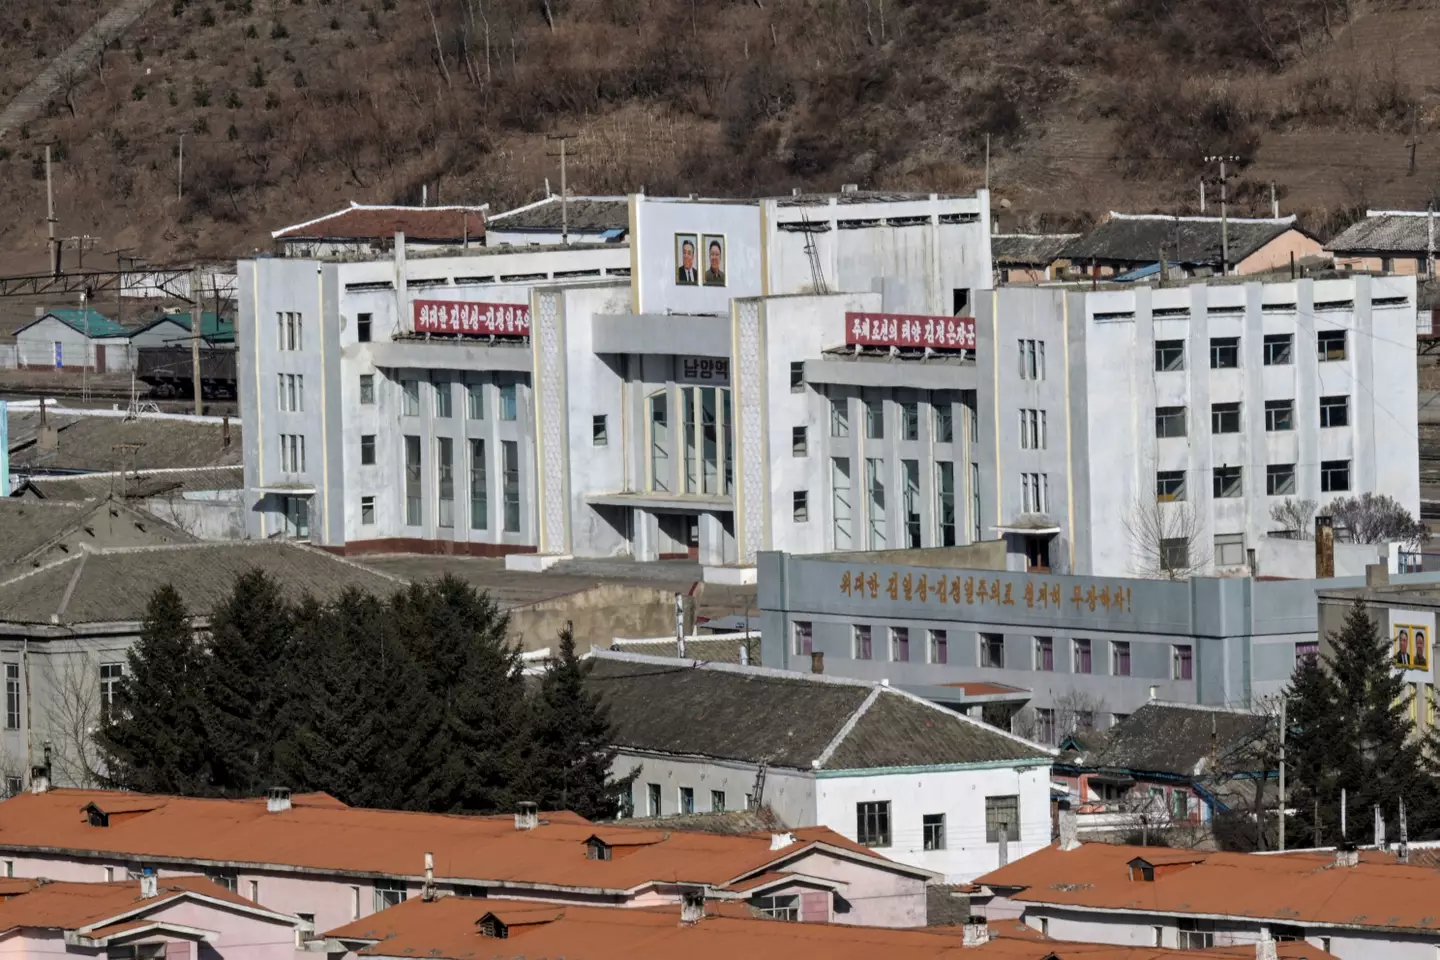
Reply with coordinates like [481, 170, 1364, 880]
[1256, 936, 1278, 960]
[222, 415, 231, 448]
[962, 917, 991, 947]
[810, 651, 825, 675]
[769, 832, 795, 851]
[1148, 685, 1158, 702]
[1366, 563, 1389, 588]
[515, 801, 539, 831]
[679, 889, 705, 925]
[140, 870, 158, 899]
[266, 786, 291, 813]
[1373, 805, 1385, 851]
[1334, 841, 1359, 869]
[1058, 804, 1081, 852]
[422, 852, 436, 901]
[38, 399, 57, 453]
[997, 824, 1009, 867]
[30, 743, 52, 794]
[1315, 515, 1335, 579]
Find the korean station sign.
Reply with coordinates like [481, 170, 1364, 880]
[413, 300, 530, 337]
[677, 357, 730, 386]
[845, 311, 976, 350]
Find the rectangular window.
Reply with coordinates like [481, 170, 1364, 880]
[1019, 339, 1046, 380]
[649, 393, 669, 493]
[790, 425, 808, 457]
[467, 383, 485, 420]
[903, 460, 921, 548]
[790, 361, 805, 392]
[937, 462, 956, 547]
[1317, 329, 1346, 361]
[1154, 340, 1185, 372]
[891, 627, 910, 663]
[1210, 336, 1240, 368]
[935, 403, 954, 443]
[356, 312, 372, 343]
[99, 663, 124, 722]
[360, 434, 376, 466]
[502, 440, 521, 533]
[499, 383, 518, 421]
[981, 633, 1005, 669]
[1215, 532, 1246, 566]
[1073, 638, 1092, 674]
[864, 397, 884, 439]
[900, 400, 919, 441]
[792, 621, 813, 656]
[1019, 408, 1048, 449]
[832, 457, 852, 549]
[350, 887, 360, 921]
[404, 435, 422, 526]
[753, 895, 798, 921]
[360, 496, 375, 525]
[469, 439, 488, 531]
[1321, 459, 1350, 493]
[711, 790, 726, 812]
[1021, 472, 1048, 514]
[647, 783, 662, 817]
[853, 625, 873, 660]
[402, 380, 420, 417]
[1295, 641, 1319, 666]
[971, 463, 981, 543]
[434, 381, 453, 419]
[1160, 538, 1188, 575]
[1156, 470, 1186, 502]
[279, 434, 306, 473]
[1155, 406, 1187, 439]
[1035, 636, 1054, 671]
[866, 458, 885, 549]
[929, 630, 948, 665]
[1263, 333, 1292, 365]
[359, 374, 374, 405]
[1211, 402, 1241, 434]
[857, 801, 891, 847]
[592, 414, 608, 446]
[1173, 644, 1194, 681]
[1265, 399, 1294, 432]
[922, 813, 946, 851]
[1036, 707, 1056, 744]
[792, 490, 809, 523]
[1320, 395, 1350, 428]
[831, 396, 850, 438]
[985, 795, 1019, 843]
[374, 880, 406, 912]
[1112, 641, 1132, 677]
[4, 664, 19, 731]
[679, 787, 695, 814]
[436, 437, 455, 529]
[1178, 918, 1215, 950]
[1213, 465, 1242, 499]
[1267, 464, 1296, 496]
[208, 871, 237, 892]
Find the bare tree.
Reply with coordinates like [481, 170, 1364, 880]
[1124, 495, 1211, 580]
[1269, 497, 1318, 539]
[38, 652, 110, 789]
[1325, 493, 1430, 548]
[1011, 688, 1109, 746]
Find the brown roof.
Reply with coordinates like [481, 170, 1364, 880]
[991, 234, 1080, 267]
[486, 196, 629, 233]
[978, 841, 1440, 935]
[0, 498, 196, 577]
[0, 875, 288, 932]
[272, 203, 487, 242]
[0, 789, 923, 895]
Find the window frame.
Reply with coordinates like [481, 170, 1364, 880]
[853, 624, 873, 660]
[890, 627, 910, 663]
[359, 434, 376, 466]
[1073, 638, 1092, 675]
[1154, 340, 1185, 372]
[922, 813, 946, 851]
[1321, 459, 1350, 493]
[1213, 465, 1243, 499]
[1266, 463, 1296, 496]
[792, 490, 809, 523]
[1210, 401, 1241, 435]
[1209, 336, 1240, 369]
[1111, 641, 1132, 677]
[928, 629, 948, 665]
[856, 800, 892, 847]
[592, 414, 609, 446]
[792, 425, 808, 457]
[980, 633, 1005, 669]
[1317, 329, 1347, 362]
[1319, 395, 1350, 429]
[1156, 470, 1186, 502]
[1155, 406, 1187, 439]
[373, 879, 407, 913]
[1262, 333, 1293, 365]
[359, 374, 375, 405]
[984, 795, 1020, 844]
[1173, 644, 1194, 681]
[1265, 399, 1294, 432]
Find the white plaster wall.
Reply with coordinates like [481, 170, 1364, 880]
[814, 764, 1050, 882]
[633, 198, 763, 315]
[612, 752, 816, 828]
[779, 849, 927, 928]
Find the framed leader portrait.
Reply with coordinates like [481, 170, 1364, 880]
[702, 234, 726, 286]
[675, 234, 699, 286]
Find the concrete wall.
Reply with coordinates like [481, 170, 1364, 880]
[615, 752, 815, 828]
[632, 197, 764, 316]
[16, 318, 132, 372]
[507, 583, 676, 652]
[1256, 536, 1384, 579]
[1235, 230, 1326, 275]
[143, 494, 246, 540]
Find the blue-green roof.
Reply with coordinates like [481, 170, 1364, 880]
[40, 308, 128, 338]
[156, 312, 236, 344]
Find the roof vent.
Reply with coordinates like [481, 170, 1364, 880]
[266, 787, 291, 813]
[680, 889, 705, 925]
[139, 870, 158, 899]
[1058, 803, 1080, 852]
[769, 832, 796, 851]
[962, 917, 990, 947]
[422, 852, 436, 902]
[1334, 841, 1359, 869]
[515, 801, 539, 831]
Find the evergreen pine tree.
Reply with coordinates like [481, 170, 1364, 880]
[202, 571, 295, 796]
[96, 585, 210, 794]
[1282, 654, 1342, 847]
[528, 624, 635, 819]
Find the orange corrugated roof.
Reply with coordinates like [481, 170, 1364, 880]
[979, 842, 1440, 934]
[272, 205, 486, 241]
[0, 875, 276, 932]
[0, 791, 916, 895]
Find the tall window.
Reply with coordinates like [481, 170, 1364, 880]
[937, 462, 956, 547]
[359, 374, 374, 405]
[277, 312, 303, 351]
[792, 491, 809, 522]
[1035, 636, 1054, 671]
[404, 435, 422, 526]
[792, 621, 813, 656]
[985, 795, 1019, 843]
[434, 381, 453, 419]
[866, 458, 885, 549]
[971, 463, 981, 543]
[891, 627, 910, 663]
[856, 801, 891, 847]
[900, 400, 919, 441]
[789, 361, 805, 392]
[935, 402, 953, 443]
[360, 434, 376, 466]
[1022, 473, 1048, 514]
[903, 460, 921, 548]
[1020, 409, 1047, 448]
[832, 458, 853, 549]
[99, 663, 125, 722]
[277, 373, 304, 412]
[923, 814, 946, 851]
[401, 380, 420, 417]
[864, 397, 884, 439]
[502, 440, 521, 533]
[1173, 644, 1194, 680]
[649, 392, 669, 492]
[356, 312, 372, 343]
[4, 664, 19, 731]
[1019, 339, 1045, 380]
[831, 396, 850, 438]
[647, 783, 661, 817]
[498, 383, 518, 421]
[981, 633, 1005, 668]
[792, 426, 808, 457]
[1112, 641, 1132, 677]
[853, 625, 872, 660]
[361, 496, 375, 525]
[467, 383, 485, 420]
[469, 439, 487, 531]
[1073, 638, 1092, 674]
[929, 630, 948, 665]
[1035, 708, 1056, 744]
[280, 434, 306, 473]
[679, 787, 695, 814]
[436, 437, 455, 528]
[711, 790, 726, 812]
[1265, 399, 1294, 432]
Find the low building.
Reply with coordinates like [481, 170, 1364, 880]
[1054, 701, 1273, 841]
[590, 650, 1053, 881]
[0, 498, 195, 577]
[6, 404, 242, 479]
[14, 466, 247, 540]
[991, 233, 1079, 284]
[1326, 210, 1439, 276]
[1064, 214, 1324, 279]
[0, 874, 299, 960]
[271, 202, 489, 258]
[127, 312, 236, 350]
[979, 836, 1440, 957]
[13, 309, 133, 372]
[0, 788, 937, 929]
[484, 195, 630, 245]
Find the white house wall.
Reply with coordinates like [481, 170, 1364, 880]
[613, 751, 816, 828]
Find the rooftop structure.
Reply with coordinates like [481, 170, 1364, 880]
[991, 233, 1079, 283]
[271, 202, 489, 258]
[1064, 214, 1322, 278]
[0, 498, 195, 577]
[6, 405, 242, 475]
[485, 195, 630, 245]
[1326, 210, 1439, 277]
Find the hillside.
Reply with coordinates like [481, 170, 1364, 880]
[2, 0, 1440, 269]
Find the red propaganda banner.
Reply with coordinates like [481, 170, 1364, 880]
[845, 312, 976, 350]
[413, 300, 530, 337]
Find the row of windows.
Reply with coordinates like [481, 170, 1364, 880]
[1154, 330, 1346, 371]
[856, 797, 1018, 848]
[1155, 460, 1350, 501]
[397, 436, 522, 532]
[1154, 396, 1349, 437]
[829, 396, 960, 443]
[398, 378, 519, 421]
[632, 782, 747, 818]
[822, 458, 965, 550]
[2, 662, 128, 735]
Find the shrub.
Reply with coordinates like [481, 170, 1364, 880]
[193, 116, 209, 133]
[245, 23, 258, 38]
[249, 63, 265, 87]
[199, 6, 215, 26]
[225, 89, 242, 108]
[264, 91, 280, 109]
[270, 21, 288, 39]
[328, 16, 339, 28]
[193, 83, 211, 107]
[131, 84, 146, 101]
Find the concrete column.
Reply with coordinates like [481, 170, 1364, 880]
[698, 511, 726, 567]
[633, 508, 659, 562]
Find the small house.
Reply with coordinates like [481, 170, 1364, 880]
[14, 309, 132, 372]
[1064, 213, 1324, 279]
[128, 311, 236, 350]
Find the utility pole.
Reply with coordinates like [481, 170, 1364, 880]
[1205, 155, 1242, 275]
[1270, 181, 1278, 218]
[984, 133, 991, 192]
[190, 267, 203, 415]
[1428, 200, 1435, 280]
[177, 134, 184, 202]
[1200, 179, 1205, 214]
[45, 144, 58, 277]
[546, 133, 578, 245]
[1277, 697, 1286, 852]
